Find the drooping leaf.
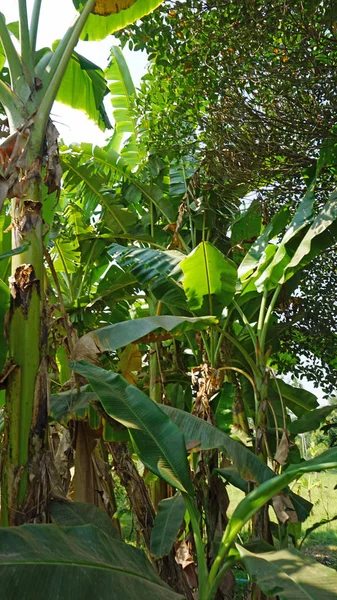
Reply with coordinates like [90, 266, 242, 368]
[108, 244, 183, 286]
[221, 447, 337, 550]
[150, 494, 186, 558]
[74, 0, 164, 41]
[238, 543, 337, 599]
[214, 384, 235, 433]
[180, 241, 237, 312]
[0, 524, 183, 600]
[283, 189, 337, 281]
[50, 388, 98, 424]
[50, 500, 120, 540]
[215, 466, 248, 493]
[108, 244, 187, 308]
[71, 361, 194, 495]
[254, 189, 315, 291]
[288, 404, 337, 436]
[104, 204, 138, 233]
[161, 405, 275, 485]
[82, 315, 217, 352]
[118, 343, 142, 384]
[161, 405, 312, 521]
[238, 205, 291, 282]
[106, 46, 141, 164]
[55, 47, 111, 131]
[52, 240, 80, 274]
[270, 378, 318, 418]
[231, 200, 262, 246]
[0, 242, 30, 260]
[63, 144, 174, 225]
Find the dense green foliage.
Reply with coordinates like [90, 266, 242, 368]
[1, 1, 337, 599]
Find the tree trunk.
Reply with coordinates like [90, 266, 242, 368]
[1, 171, 49, 525]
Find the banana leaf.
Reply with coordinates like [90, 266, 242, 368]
[71, 361, 194, 495]
[162, 405, 312, 521]
[180, 241, 237, 313]
[73, 0, 164, 42]
[150, 494, 186, 558]
[0, 523, 182, 600]
[238, 542, 337, 599]
[83, 315, 217, 352]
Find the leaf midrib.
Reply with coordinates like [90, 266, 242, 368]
[0, 558, 171, 588]
[93, 373, 191, 494]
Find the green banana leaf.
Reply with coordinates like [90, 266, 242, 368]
[244, 183, 337, 294]
[61, 149, 134, 235]
[108, 244, 187, 308]
[283, 189, 337, 281]
[0, 523, 183, 600]
[106, 46, 141, 164]
[62, 144, 174, 225]
[238, 205, 291, 283]
[150, 494, 186, 558]
[238, 542, 337, 599]
[231, 199, 262, 247]
[270, 378, 318, 418]
[161, 404, 272, 485]
[161, 405, 312, 521]
[50, 500, 120, 539]
[50, 387, 129, 442]
[55, 47, 111, 131]
[53, 239, 80, 274]
[0, 242, 30, 260]
[74, 0, 164, 42]
[180, 241, 237, 312]
[254, 189, 315, 292]
[0, 40, 5, 71]
[50, 388, 98, 423]
[221, 447, 337, 550]
[108, 244, 183, 285]
[82, 315, 217, 352]
[71, 361, 194, 495]
[288, 404, 337, 436]
[215, 466, 248, 493]
[214, 384, 235, 434]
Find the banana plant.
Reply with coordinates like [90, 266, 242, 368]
[68, 359, 337, 600]
[0, 0, 162, 526]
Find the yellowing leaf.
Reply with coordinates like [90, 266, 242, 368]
[92, 0, 136, 15]
[118, 343, 142, 384]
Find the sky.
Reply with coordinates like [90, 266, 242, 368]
[2, 0, 148, 144]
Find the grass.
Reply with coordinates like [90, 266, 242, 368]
[293, 471, 337, 568]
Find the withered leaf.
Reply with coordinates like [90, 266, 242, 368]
[92, 0, 137, 16]
[274, 429, 293, 466]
